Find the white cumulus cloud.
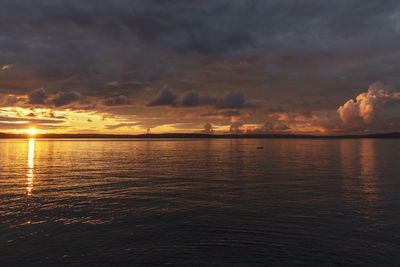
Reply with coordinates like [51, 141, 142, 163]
[338, 82, 400, 124]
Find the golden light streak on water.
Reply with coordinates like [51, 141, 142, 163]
[360, 139, 376, 179]
[26, 138, 35, 195]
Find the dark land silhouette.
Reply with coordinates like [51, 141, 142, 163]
[1, 132, 400, 139]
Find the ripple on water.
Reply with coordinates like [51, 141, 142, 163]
[1, 138, 400, 265]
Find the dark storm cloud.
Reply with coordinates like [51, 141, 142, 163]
[50, 91, 81, 107]
[181, 92, 217, 107]
[147, 88, 178, 106]
[1, 0, 400, 132]
[216, 92, 245, 109]
[22, 88, 87, 108]
[2, 1, 400, 92]
[103, 95, 132, 106]
[148, 89, 253, 109]
[181, 92, 199, 107]
[28, 89, 49, 105]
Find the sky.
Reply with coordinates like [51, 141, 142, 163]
[1, 0, 400, 135]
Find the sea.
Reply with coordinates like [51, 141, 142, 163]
[1, 138, 399, 266]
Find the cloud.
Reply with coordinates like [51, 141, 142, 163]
[0, 122, 65, 130]
[220, 110, 241, 117]
[5, 95, 22, 106]
[105, 122, 140, 130]
[1, 65, 12, 71]
[0, 122, 31, 130]
[0, 94, 24, 106]
[181, 92, 217, 107]
[25, 89, 90, 108]
[199, 110, 240, 119]
[203, 122, 214, 134]
[338, 82, 400, 124]
[147, 88, 177, 106]
[0, 114, 66, 130]
[103, 95, 132, 106]
[250, 114, 291, 134]
[263, 116, 290, 133]
[216, 92, 245, 109]
[148, 89, 253, 110]
[50, 91, 81, 107]
[229, 122, 243, 134]
[181, 92, 199, 107]
[229, 116, 243, 134]
[0, 116, 65, 124]
[27, 88, 49, 105]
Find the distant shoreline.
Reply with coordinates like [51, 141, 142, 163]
[1, 132, 400, 139]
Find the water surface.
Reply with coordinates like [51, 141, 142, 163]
[1, 138, 400, 265]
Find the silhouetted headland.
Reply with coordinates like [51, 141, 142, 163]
[1, 132, 400, 139]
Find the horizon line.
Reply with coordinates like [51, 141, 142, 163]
[1, 132, 400, 139]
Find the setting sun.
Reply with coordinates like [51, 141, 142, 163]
[27, 128, 38, 135]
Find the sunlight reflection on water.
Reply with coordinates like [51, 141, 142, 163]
[26, 138, 35, 196]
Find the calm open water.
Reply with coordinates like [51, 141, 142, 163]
[1, 138, 400, 266]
